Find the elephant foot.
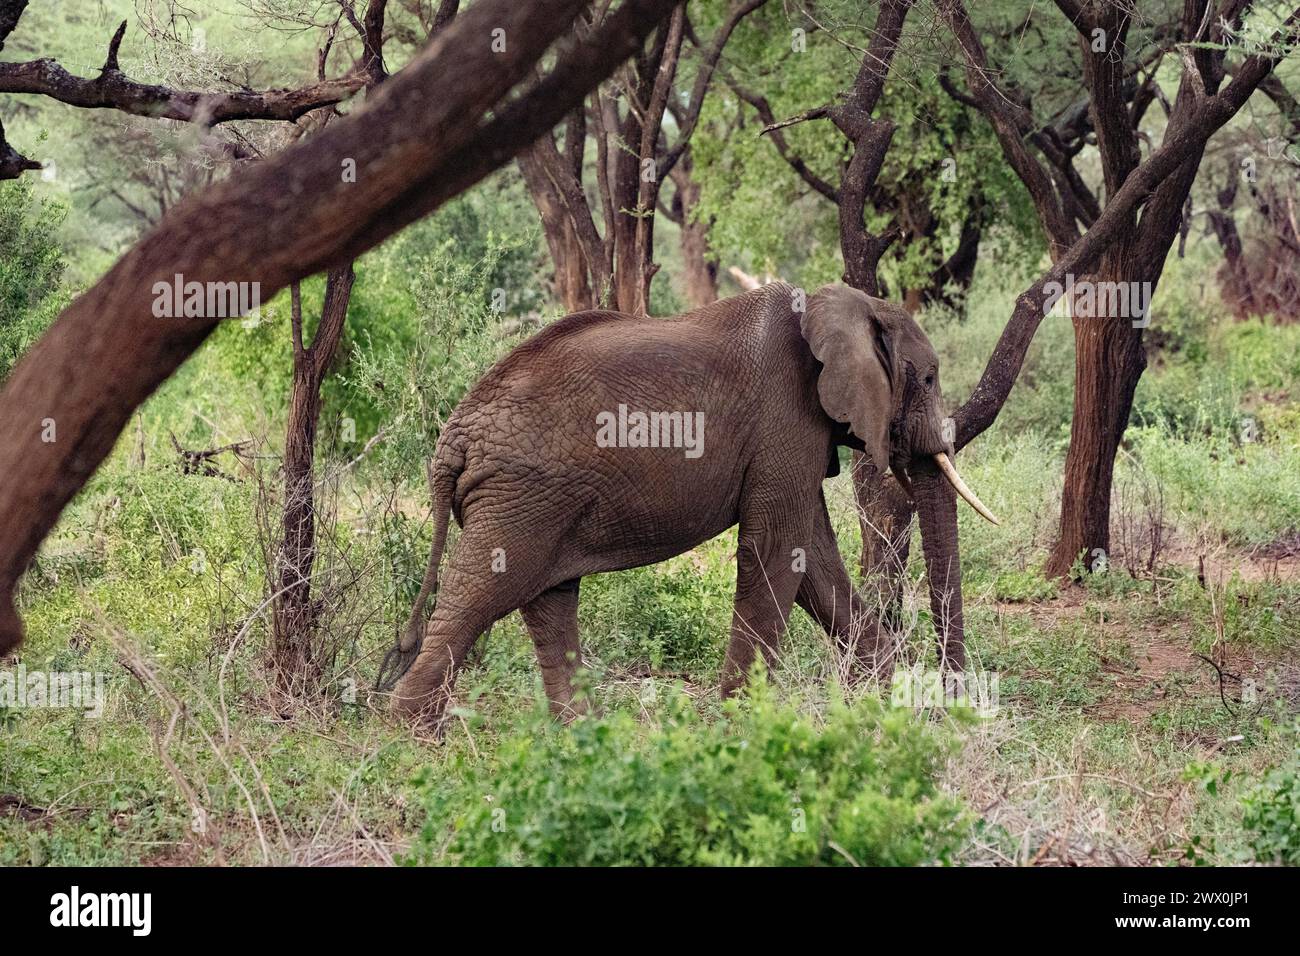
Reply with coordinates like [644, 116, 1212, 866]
[549, 695, 589, 724]
[718, 672, 749, 701]
[389, 674, 454, 736]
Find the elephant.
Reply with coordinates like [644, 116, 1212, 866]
[381, 282, 997, 727]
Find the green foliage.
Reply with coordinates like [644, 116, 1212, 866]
[691, 2, 1038, 295]
[348, 252, 505, 480]
[1232, 723, 1300, 868]
[1240, 728, 1300, 865]
[0, 180, 69, 379]
[993, 567, 1058, 603]
[578, 537, 736, 677]
[411, 679, 966, 866]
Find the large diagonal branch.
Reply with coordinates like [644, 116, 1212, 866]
[954, 5, 1300, 450]
[658, 0, 767, 179]
[0, 0, 684, 652]
[0, 21, 368, 125]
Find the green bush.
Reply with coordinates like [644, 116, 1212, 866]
[993, 567, 1058, 603]
[578, 537, 736, 677]
[0, 180, 69, 379]
[1241, 729, 1300, 866]
[411, 680, 966, 866]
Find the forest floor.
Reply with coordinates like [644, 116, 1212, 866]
[3, 515, 1296, 866]
[952, 543, 1299, 866]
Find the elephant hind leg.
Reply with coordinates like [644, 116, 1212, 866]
[390, 522, 549, 730]
[520, 578, 586, 721]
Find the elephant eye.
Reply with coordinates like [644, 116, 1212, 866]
[923, 371, 935, 390]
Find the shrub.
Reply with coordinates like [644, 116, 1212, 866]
[411, 680, 966, 866]
[0, 180, 69, 379]
[1241, 728, 1300, 866]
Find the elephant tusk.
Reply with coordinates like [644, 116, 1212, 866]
[933, 453, 1000, 526]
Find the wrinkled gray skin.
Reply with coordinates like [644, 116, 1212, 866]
[390, 283, 960, 727]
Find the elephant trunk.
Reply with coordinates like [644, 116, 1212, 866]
[912, 459, 965, 673]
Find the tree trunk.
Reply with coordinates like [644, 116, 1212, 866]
[273, 265, 354, 689]
[1043, 261, 1148, 579]
[1206, 176, 1257, 319]
[517, 147, 596, 312]
[669, 156, 717, 308]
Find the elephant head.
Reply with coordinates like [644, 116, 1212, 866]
[801, 283, 997, 668]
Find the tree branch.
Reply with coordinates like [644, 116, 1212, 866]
[0, 0, 687, 652]
[954, 4, 1300, 450]
[730, 80, 839, 202]
[0, 116, 40, 179]
[102, 19, 127, 73]
[0, 20, 368, 132]
[658, 0, 767, 179]
[0, 0, 26, 54]
[361, 0, 389, 84]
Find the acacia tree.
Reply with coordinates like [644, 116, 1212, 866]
[1201, 70, 1300, 320]
[518, 0, 766, 314]
[0, 0, 686, 656]
[271, 0, 391, 688]
[936, 0, 1300, 577]
[1, 0, 395, 685]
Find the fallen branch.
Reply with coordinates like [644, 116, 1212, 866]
[169, 432, 252, 480]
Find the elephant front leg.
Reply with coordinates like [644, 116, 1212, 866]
[720, 515, 808, 698]
[520, 579, 587, 721]
[796, 495, 895, 684]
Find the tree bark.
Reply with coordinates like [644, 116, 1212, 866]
[273, 267, 354, 687]
[668, 153, 718, 308]
[1042, 260, 1148, 578]
[0, 0, 686, 654]
[1206, 179, 1257, 319]
[517, 142, 598, 311]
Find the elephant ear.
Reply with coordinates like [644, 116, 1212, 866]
[800, 284, 894, 473]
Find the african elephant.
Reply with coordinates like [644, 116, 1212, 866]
[382, 282, 997, 726]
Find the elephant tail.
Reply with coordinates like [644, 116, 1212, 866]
[376, 457, 456, 691]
